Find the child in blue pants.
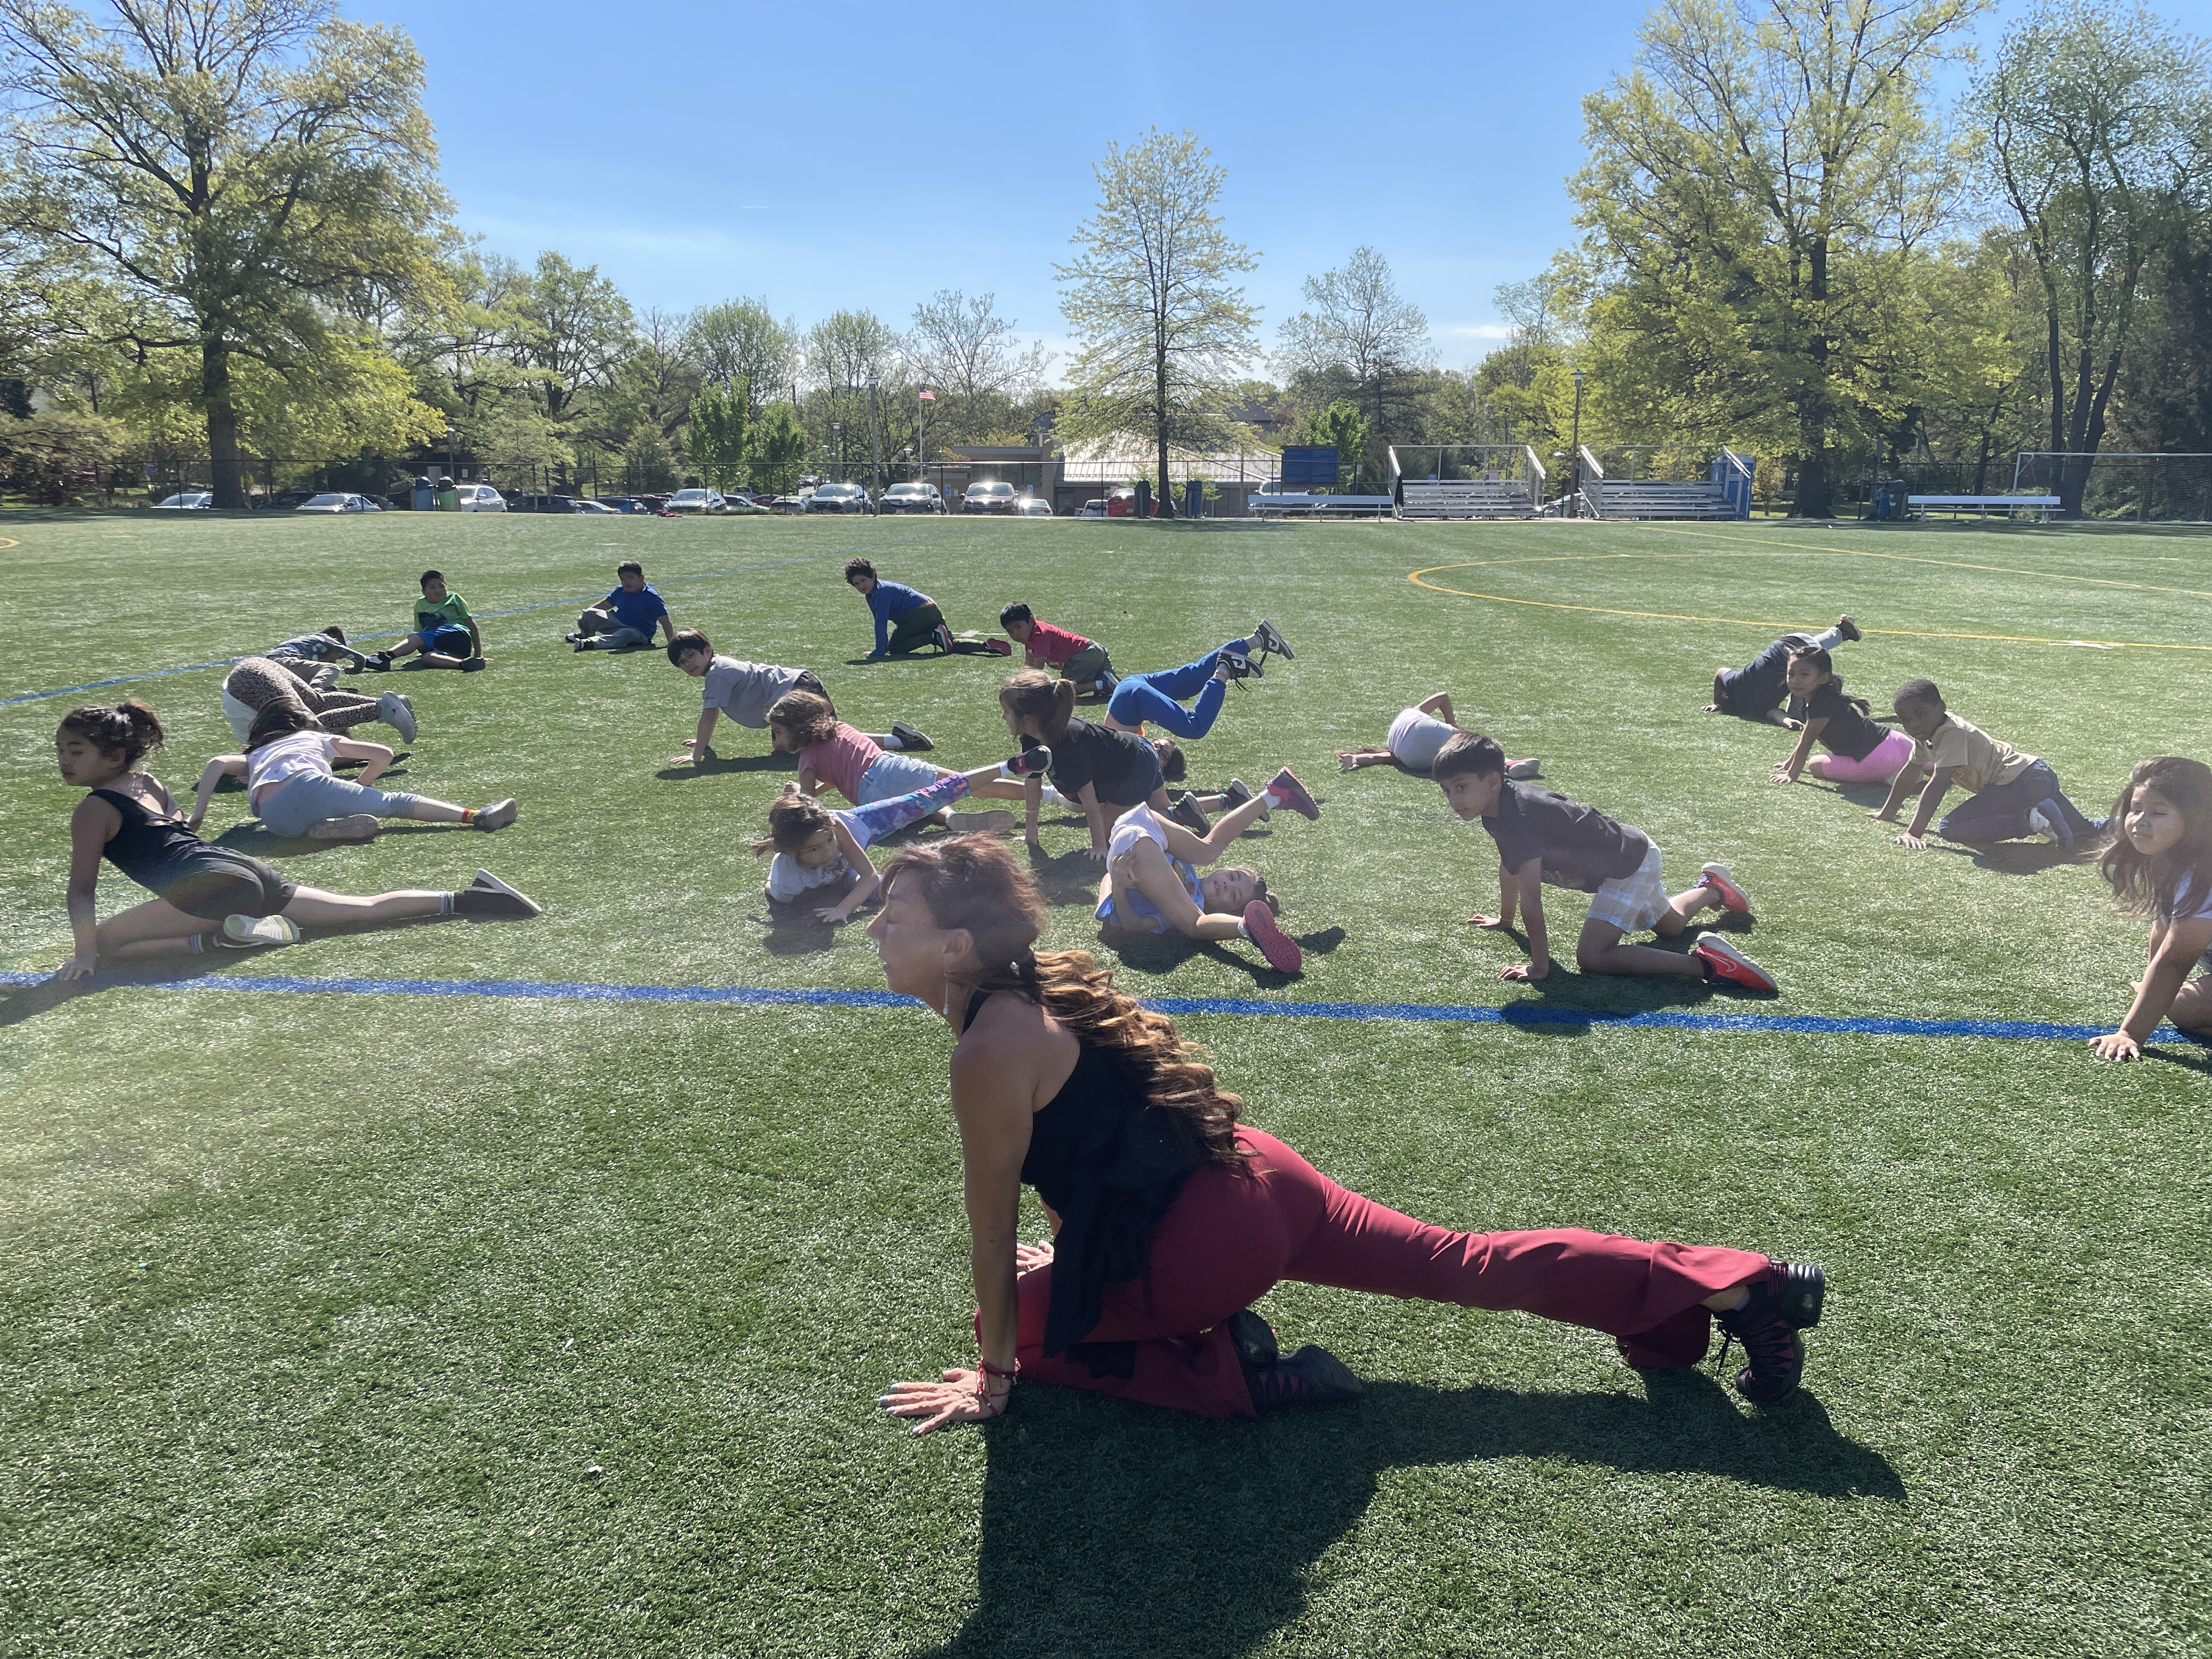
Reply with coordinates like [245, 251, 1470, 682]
[1104, 622, 1293, 739]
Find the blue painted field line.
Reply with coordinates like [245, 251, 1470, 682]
[0, 526, 964, 709]
[0, 968, 2194, 1046]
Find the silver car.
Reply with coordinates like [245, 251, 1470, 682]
[296, 493, 381, 513]
[804, 482, 871, 515]
[665, 488, 727, 514]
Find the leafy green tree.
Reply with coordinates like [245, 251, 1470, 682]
[622, 424, 679, 493]
[0, 407, 118, 502]
[685, 381, 750, 491]
[1571, 0, 1986, 515]
[908, 290, 1049, 450]
[0, 0, 446, 506]
[749, 402, 809, 493]
[688, 298, 797, 409]
[1300, 401, 1370, 493]
[1973, 0, 2212, 513]
[1057, 129, 1260, 516]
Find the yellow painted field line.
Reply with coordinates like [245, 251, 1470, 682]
[1639, 522, 2212, 600]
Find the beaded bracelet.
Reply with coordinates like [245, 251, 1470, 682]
[978, 1358, 1020, 1382]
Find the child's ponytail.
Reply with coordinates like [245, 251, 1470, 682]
[58, 699, 167, 768]
[999, 670, 1076, 744]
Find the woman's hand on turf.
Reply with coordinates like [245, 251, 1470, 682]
[54, 950, 96, 983]
[1500, 959, 1549, 981]
[1014, 1240, 1055, 1273]
[2090, 1030, 2142, 1062]
[881, 1369, 1007, 1435]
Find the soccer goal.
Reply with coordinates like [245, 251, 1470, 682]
[2011, 452, 2212, 522]
[1387, 445, 1548, 518]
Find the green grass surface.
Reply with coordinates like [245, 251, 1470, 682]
[2, 510, 2207, 1656]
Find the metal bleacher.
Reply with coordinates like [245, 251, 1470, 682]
[1578, 447, 1749, 520]
[1389, 445, 1547, 519]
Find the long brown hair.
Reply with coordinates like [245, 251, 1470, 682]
[2100, 756, 2212, 917]
[751, 782, 837, 857]
[58, 699, 165, 768]
[245, 700, 324, 752]
[1000, 670, 1076, 745]
[767, 689, 840, 750]
[880, 835, 1247, 1170]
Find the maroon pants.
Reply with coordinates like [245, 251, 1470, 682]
[1002, 1128, 1769, 1419]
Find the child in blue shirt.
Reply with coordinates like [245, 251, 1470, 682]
[568, 561, 673, 652]
[843, 557, 1008, 658]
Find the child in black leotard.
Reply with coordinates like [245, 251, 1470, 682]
[52, 701, 541, 980]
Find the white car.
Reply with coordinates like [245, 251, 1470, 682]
[665, 488, 727, 514]
[1013, 495, 1053, 517]
[455, 484, 507, 512]
[153, 491, 212, 510]
[296, 493, 381, 513]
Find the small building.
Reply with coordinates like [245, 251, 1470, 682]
[929, 436, 1282, 516]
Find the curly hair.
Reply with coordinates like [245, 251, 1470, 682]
[879, 834, 1248, 1171]
[843, 556, 877, 583]
[999, 670, 1076, 745]
[751, 782, 838, 858]
[58, 699, 165, 768]
[2100, 756, 2212, 918]
[766, 689, 841, 751]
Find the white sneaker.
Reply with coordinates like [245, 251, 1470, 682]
[2027, 807, 2057, 843]
[217, 913, 301, 949]
[307, 813, 381, 840]
[378, 691, 417, 744]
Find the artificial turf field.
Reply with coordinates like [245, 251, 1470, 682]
[2, 508, 2207, 1658]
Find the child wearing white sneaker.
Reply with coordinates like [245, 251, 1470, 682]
[1431, 731, 1772, 990]
[2089, 755, 2212, 1060]
[1335, 691, 1539, 778]
[1874, 679, 2101, 849]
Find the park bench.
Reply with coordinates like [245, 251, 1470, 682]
[1906, 494, 2061, 520]
[1250, 492, 1399, 519]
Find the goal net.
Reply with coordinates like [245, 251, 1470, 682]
[2011, 452, 2212, 522]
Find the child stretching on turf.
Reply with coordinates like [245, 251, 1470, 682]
[188, 704, 519, 842]
[664, 629, 930, 763]
[50, 700, 537, 979]
[1336, 692, 1540, 778]
[1875, 679, 2101, 850]
[266, 626, 375, 677]
[770, 690, 1035, 823]
[844, 557, 1008, 658]
[374, 571, 484, 670]
[1432, 731, 1774, 991]
[999, 602, 1116, 696]
[1768, 647, 1914, 787]
[753, 757, 1040, 925]
[2090, 755, 2212, 1060]
[1704, 616, 1861, 724]
[1094, 793, 1307, 973]
[1103, 621, 1294, 740]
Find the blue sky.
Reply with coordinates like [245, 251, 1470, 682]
[372, 0, 2212, 377]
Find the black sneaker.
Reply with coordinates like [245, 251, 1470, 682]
[368, 651, 392, 671]
[453, 871, 541, 919]
[1223, 778, 1254, 810]
[1220, 651, 1262, 683]
[1168, 793, 1211, 835]
[1002, 745, 1053, 777]
[461, 656, 488, 673]
[1244, 1344, 1363, 1410]
[890, 720, 934, 753]
[1252, 619, 1295, 661]
[1837, 614, 1863, 643]
[1223, 1307, 1279, 1369]
[1714, 1261, 1825, 1404]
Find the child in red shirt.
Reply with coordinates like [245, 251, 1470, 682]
[999, 602, 1115, 697]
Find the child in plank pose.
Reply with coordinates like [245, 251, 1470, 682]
[1874, 679, 2101, 849]
[373, 571, 484, 670]
[1768, 647, 1914, 787]
[1001, 672, 1317, 860]
[1703, 616, 1861, 724]
[1094, 792, 1307, 973]
[845, 558, 1008, 658]
[663, 629, 930, 764]
[189, 703, 518, 842]
[51, 701, 537, 979]
[1335, 691, 1539, 778]
[998, 602, 1116, 697]
[2090, 755, 2212, 1060]
[568, 561, 676, 652]
[1432, 731, 1774, 991]
[221, 653, 416, 746]
[1102, 622, 1294, 740]
[770, 690, 1031, 827]
[754, 755, 1043, 925]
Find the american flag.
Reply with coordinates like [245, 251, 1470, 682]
[918, 388, 936, 402]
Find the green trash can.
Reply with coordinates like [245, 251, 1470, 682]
[435, 481, 460, 511]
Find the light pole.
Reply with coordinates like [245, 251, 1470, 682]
[1569, 368, 1586, 516]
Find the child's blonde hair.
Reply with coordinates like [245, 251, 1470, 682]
[751, 782, 837, 858]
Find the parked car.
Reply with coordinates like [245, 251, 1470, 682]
[455, 483, 507, 512]
[509, 493, 577, 513]
[1077, 499, 1108, 518]
[665, 488, 727, 514]
[153, 491, 212, 510]
[1013, 495, 1053, 517]
[296, 493, 381, 513]
[1104, 486, 1139, 517]
[264, 489, 321, 511]
[878, 481, 945, 515]
[571, 498, 623, 515]
[962, 479, 1019, 515]
[768, 489, 812, 514]
[721, 493, 771, 515]
[804, 481, 871, 515]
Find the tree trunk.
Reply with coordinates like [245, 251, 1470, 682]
[1793, 238, 1834, 518]
[1154, 342, 1174, 517]
[202, 337, 247, 509]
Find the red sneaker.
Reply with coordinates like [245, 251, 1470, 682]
[1242, 900, 1302, 973]
[1265, 766, 1321, 821]
[1692, 933, 1776, 993]
[1697, 861, 1752, 913]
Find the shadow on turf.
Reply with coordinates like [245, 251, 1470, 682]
[1105, 926, 1349, 988]
[916, 1375, 1898, 1659]
[654, 752, 797, 781]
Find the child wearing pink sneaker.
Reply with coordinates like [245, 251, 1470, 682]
[1093, 771, 1317, 973]
[1432, 731, 1773, 991]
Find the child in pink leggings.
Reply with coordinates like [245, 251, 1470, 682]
[1770, 645, 1912, 787]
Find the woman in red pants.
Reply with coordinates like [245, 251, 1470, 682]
[868, 837, 1826, 1435]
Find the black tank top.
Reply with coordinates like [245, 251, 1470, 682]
[968, 990, 1203, 1366]
[91, 787, 230, 896]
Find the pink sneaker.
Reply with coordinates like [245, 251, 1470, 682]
[1242, 901, 1302, 973]
[1697, 861, 1752, 913]
[1692, 933, 1776, 993]
[1265, 766, 1320, 821]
